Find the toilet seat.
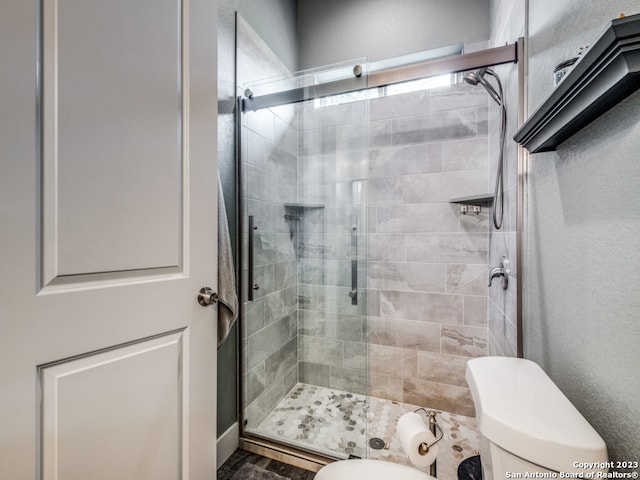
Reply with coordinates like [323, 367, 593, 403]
[315, 459, 435, 480]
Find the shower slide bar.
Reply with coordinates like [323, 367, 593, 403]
[242, 42, 518, 112]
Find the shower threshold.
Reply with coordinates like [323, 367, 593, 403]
[247, 383, 480, 480]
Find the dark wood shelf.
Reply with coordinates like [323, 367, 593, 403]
[514, 14, 640, 153]
[449, 193, 494, 206]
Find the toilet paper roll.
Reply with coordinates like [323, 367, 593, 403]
[397, 412, 438, 467]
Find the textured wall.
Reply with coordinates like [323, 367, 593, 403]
[297, 0, 490, 69]
[526, 0, 640, 464]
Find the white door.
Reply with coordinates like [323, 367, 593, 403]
[0, 0, 219, 479]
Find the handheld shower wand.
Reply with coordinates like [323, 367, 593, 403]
[463, 68, 506, 230]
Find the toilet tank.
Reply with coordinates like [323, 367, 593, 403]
[466, 357, 608, 475]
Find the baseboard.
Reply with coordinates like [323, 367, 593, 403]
[217, 422, 240, 468]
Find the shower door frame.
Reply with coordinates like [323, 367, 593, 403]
[236, 38, 526, 465]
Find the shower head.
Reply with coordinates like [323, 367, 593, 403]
[463, 67, 502, 106]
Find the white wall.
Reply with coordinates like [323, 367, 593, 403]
[297, 0, 490, 69]
[525, 0, 640, 463]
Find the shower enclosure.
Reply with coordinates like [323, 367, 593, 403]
[240, 61, 372, 458]
[236, 32, 520, 465]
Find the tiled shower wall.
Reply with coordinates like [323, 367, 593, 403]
[296, 83, 491, 417]
[296, 96, 370, 395]
[238, 16, 300, 429]
[240, 15, 495, 421]
[486, 0, 525, 357]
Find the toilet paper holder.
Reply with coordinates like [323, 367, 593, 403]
[414, 408, 444, 455]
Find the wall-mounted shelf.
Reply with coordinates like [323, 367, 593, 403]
[514, 13, 640, 153]
[449, 194, 494, 206]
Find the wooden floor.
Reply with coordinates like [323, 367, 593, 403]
[217, 449, 316, 480]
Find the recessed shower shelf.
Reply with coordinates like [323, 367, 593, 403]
[514, 13, 640, 153]
[449, 194, 494, 206]
[283, 203, 325, 209]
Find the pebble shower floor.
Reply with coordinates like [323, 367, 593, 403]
[256, 383, 480, 480]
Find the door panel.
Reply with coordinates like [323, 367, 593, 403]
[41, 331, 186, 480]
[42, 0, 185, 282]
[0, 0, 218, 478]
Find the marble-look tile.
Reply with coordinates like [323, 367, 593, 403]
[446, 264, 488, 295]
[403, 378, 475, 417]
[298, 361, 331, 388]
[367, 289, 381, 317]
[274, 261, 296, 290]
[375, 203, 459, 233]
[430, 84, 489, 112]
[265, 286, 298, 323]
[298, 153, 336, 184]
[370, 89, 430, 120]
[298, 310, 364, 343]
[366, 316, 397, 346]
[264, 338, 298, 386]
[380, 290, 463, 324]
[244, 108, 275, 143]
[247, 315, 296, 369]
[330, 367, 368, 395]
[252, 264, 274, 300]
[488, 300, 517, 357]
[298, 334, 344, 368]
[369, 371, 403, 402]
[368, 234, 406, 261]
[336, 150, 367, 182]
[367, 262, 446, 293]
[336, 122, 368, 152]
[244, 376, 289, 429]
[459, 207, 489, 233]
[297, 233, 351, 260]
[343, 342, 367, 370]
[442, 137, 489, 172]
[244, 363, 266, 407]
[244, 297, 265, 337]
[463, 296, 488, 327]
[392, 109, 479, 146]
[299, 98, 362, 130]
[369, 344, 405, 376]
[416, 351, 470, 387]
[406, 233, 488, 264]
[265, 145, 297, 181]
[396, 319, 441, 351]
[299, 126, 337, 156]
[368, 177, 404, 204]
[297, 284, 367, 316]
[368, 143, 442, 178]
[401, 170, 489, 203]
[440, 325, 488, 358]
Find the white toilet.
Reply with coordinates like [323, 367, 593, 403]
[316, 356, 608, 480]
[466, 356, 609, 479]
[315, 458, 434, 480]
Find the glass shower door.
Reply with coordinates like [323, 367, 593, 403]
[240, 62, 370, 459]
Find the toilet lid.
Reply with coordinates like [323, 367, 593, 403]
[315, 459, 435, 480]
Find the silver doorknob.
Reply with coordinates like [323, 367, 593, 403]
[197, 287, 219, 306]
